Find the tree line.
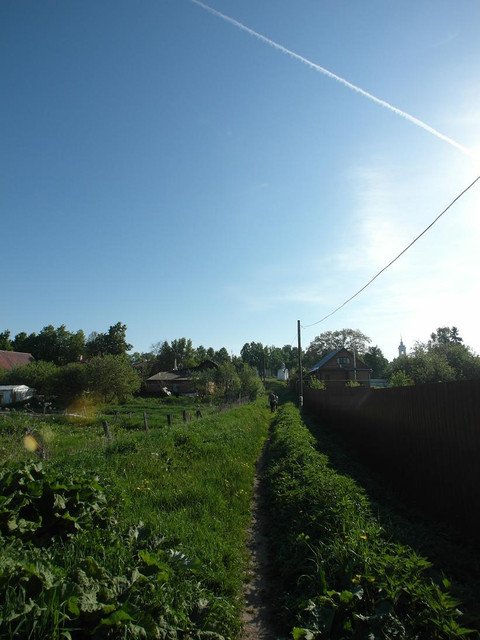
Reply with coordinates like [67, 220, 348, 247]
[2, 323, 479, 403]
[302, 326, 480, 386]
[0, 322, 131, 364]
[0, 324, 265, 405]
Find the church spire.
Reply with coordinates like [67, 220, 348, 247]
[398, 337, 406, 357]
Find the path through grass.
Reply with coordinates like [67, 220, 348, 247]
[0, 399, 271, 638]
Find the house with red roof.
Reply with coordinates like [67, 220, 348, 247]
[0, 350, 34, 371]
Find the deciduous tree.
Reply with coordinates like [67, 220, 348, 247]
[0, 331, 13, 351]
[363, 346, 389, 378]
[304, 329, 371, 367]
[85, 355, 140, 403]
[85, 322, 132, 358]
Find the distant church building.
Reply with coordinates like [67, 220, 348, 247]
[398, 338, 407, 357]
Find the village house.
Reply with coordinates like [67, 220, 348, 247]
[0, 350, 34, 371]
[146, 359, 218, 396]
[308, 348, 371, 387]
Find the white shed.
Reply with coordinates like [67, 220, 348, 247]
[0, 385, 35, 406]
[277, 364, 289, 381]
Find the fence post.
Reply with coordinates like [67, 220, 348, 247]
[143, 411, 149, 432]
[182, 410, 189, 422]
[102, 420, 112, 441]
[167, 414, 172, 426]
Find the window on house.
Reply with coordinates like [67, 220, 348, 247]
[337, 357, 350, 365]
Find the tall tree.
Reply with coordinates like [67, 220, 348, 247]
[195, 345, 207, 362]
[363, 345, 389, 378]
[214, 347, 230, 364]
[170, 338, 196, 368]
[389, 327, 480, 384]
[429, 326, 463, 346]
[0, 331, 13, 351]
[304, 329, 371, 367]
[240, 342, 266, 372]
[388, 345, 456, 384]
[279, 344, 299, 372]
[12, 331, 36, 355]
[9, 326, 84, 365]
[86, 322, 131, 358]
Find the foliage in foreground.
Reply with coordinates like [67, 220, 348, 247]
[0, 400, 271, 638]
[0, 465, 225, 639]
[266, 403, 474, 639]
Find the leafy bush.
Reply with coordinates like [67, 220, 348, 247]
[389, 370, 414, 387]
[306, 377, 326, 390]
[0, 400, 271, 638]
[86, 355, 141, 403]
[0, 462, 110, 541]
[2, 361, 59, 396]
[0, 523, 230, 639]
[266, 404, 473, 639]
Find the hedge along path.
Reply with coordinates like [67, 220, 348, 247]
[265, 403, 475, 639]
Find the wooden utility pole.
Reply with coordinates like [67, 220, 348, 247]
[297, 320, 303, 408]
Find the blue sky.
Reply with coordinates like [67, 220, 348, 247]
[2, 0, 479, 361]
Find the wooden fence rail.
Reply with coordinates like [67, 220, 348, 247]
[304, 380, 480, 542]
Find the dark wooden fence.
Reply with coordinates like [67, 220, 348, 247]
[304, 381, 480, 541]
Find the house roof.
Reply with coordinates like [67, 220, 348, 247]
[147, 371, 190, 382]
[309, 349, 343, 372]
[309, 349, 370, 373]
[0, 385, 31, 392]
[0, 351, 34, 370]
[147, 359, 219, 383]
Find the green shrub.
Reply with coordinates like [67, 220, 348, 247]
[306, 376, 326, 390]
[266, 404, 473, 639]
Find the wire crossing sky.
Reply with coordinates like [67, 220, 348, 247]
[302, 174, 480, 329]
[3, 1, 480, 361]
[190, 0, 473, 158]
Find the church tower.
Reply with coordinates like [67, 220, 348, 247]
[398, 338, 406, 357]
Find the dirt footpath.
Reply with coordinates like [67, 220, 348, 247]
[241, 440, 279, 640]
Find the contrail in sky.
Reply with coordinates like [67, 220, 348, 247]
[190, 0, 473, 158]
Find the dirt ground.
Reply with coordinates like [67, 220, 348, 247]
[241, 441, 280, 640]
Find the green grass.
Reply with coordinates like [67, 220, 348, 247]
[266, 403, 476, 639]
[0, 399, 271, 639]
[304, 410, 480, 634]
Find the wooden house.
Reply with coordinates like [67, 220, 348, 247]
[308, 348, 371, 387]
[146, 359, 218, 396]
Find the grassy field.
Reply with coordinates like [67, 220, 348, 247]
[0, 397, 271, 639]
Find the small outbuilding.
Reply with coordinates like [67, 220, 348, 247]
[0, 385, 35, 406]
[277, 363, 289, 381]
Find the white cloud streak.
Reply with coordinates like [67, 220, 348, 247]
[190, 0, 473, 159]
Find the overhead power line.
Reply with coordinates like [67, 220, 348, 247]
[302, 174, 480, 330]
